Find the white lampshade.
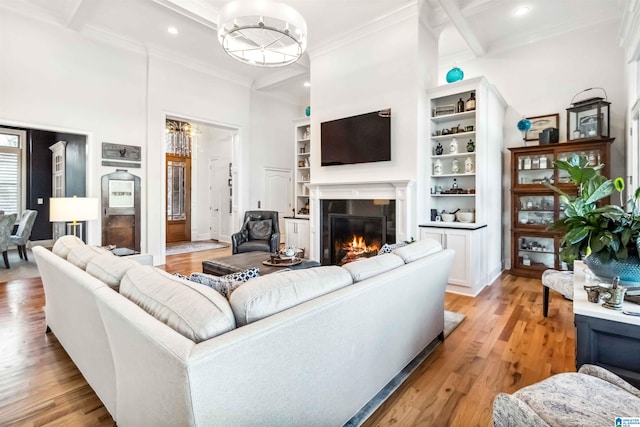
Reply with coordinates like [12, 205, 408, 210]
[50, 197, 99, 223]
[217, 0, 307, 67]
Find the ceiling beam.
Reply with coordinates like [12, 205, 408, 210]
[67, 0, 100, 31]
[149, 0, 219, 30]
[437, 0, 485, 57]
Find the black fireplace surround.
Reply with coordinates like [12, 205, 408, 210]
[320, 199, 396, 265]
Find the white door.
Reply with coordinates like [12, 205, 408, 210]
[264, 168, 292, 241]
[209, 159, 223, 240]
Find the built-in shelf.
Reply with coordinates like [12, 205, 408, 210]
[431, 173, 476, 178]
[431, 110, 476, 124]
[431, 194, 476, 197]
[432, 152, 476, 159]
[431, 131, 476, 140]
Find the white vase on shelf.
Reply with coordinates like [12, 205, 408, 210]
[449, 138, 458, 154]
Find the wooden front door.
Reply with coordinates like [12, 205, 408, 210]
[166, 154, 191, 243]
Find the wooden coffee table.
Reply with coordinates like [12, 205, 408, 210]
[202, 251, 320, 276]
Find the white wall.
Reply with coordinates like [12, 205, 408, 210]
[0, 8, 301, 263]
[309, 7, 442, 242]
[440, 20, 627, 270]
[248, 91, 303, 214]
[310, 12, 421, 186]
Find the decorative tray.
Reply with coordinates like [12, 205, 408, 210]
[263, 255, 302, 267]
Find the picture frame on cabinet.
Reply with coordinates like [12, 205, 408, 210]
[525, 113, 559, 141]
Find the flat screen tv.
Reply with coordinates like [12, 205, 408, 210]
[321, 109, 391, 166]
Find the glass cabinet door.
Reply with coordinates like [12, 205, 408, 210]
[556, 149, 604, 183]
[514, 152, 554, 185]
[516, 233, 556, 271]
[514, 194, 555, 227]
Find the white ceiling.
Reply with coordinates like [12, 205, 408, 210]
[2, 0, 626, 103]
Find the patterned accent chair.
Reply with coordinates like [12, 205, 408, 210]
[231, 211, 280, 255]
[0, 213, 18, 268]
[493, 364, 640, 426]
[541, 269, 574, 317]
[11, 209, 38, 261]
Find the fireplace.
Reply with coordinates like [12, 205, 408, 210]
[320, 199, 396, 265]
[329, 214, 386, 265]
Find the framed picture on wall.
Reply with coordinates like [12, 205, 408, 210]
[525, 113, 560, 141]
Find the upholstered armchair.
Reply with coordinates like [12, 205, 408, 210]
[11, 209, 38, 261]
[232, 210, 280, 254]
[493, 364, 640, 426]
[0, 213, 18, 268]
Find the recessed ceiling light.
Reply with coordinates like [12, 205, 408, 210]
[304, 82, 311, 87]
[168, 27, 179, 35]
[514, 6, 530, 16]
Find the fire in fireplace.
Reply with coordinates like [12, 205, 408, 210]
[336, 234, 381, 265]
[329, 214, 385, 265]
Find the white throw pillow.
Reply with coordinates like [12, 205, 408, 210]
[52, 235, 85, 259]
[120, 266, 236, 343]
[393, 238, 442, 263]
[342, 253, 404, 282]
[230, 266, 353, 326]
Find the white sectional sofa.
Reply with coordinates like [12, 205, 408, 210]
[34, 236, 454, 427]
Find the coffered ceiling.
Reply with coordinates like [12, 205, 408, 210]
[1, 0, 626, 103]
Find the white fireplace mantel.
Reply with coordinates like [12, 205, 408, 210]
[306, 180, 415, 261]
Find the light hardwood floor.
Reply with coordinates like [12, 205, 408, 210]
[0, 248, 576, 426]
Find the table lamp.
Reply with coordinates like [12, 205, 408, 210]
[50, 196, 99, 240]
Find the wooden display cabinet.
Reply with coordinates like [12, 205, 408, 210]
[509, 138, 613, 278]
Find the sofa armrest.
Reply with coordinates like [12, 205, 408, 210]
[492, 393, 550, 427]
[578, 364, 640, 399]
[231, 231, 246, 254]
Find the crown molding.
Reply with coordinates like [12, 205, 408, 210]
[486, 15, 622, 57]
[250, 86, 306, 108]
[81, 24, 253, 87]
[308, 2, 419, 60]
[149, 0, 219, 30]
[146, 44, 253, 87]
[619, 0, 640, 61]
[66, 0, 100, 31]
[252, 66, 307, 91]
[0, 1, 64, 27]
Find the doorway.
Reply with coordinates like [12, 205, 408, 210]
[164, 116, 236, 249]
[166, 153, 191, 243]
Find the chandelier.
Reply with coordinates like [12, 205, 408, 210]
[217, 0, 307, 67]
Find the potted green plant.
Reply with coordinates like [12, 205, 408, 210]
[545, 155, 640, 283]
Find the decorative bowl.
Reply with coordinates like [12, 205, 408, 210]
[584, 254, 640, 286]
[441, 213, 455, 222]
[456, 212, 474, 223]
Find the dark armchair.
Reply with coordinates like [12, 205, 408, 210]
[232, 210, 280, 254]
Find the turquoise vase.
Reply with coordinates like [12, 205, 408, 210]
[584, 254, 640, 286]
[305, 106, 310, 117]
[446, 67, 464, 83]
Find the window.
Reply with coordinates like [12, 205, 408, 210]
[0, 128, 26, 215]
